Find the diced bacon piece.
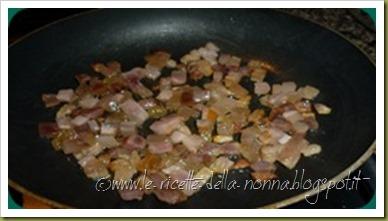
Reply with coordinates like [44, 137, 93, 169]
[81, 156, 110, 180]
[123, 134, 146, 151]
[254, 81, 271, 96]
[145, 64, 161, 80]
[56, 89, 74, 102]
[62, 139, 89, 154]
[301, 144, 322, 157]
[182, 167, 212, 196]
[73, 107, 104, 119]
[156, 89, 173, 102]
[147, 134, 173, 154]
[182, 134, 205, 152]
[251, 171, 277, 181]
[170, 130, 187, 144]
[87, 120, 100, 133]
[209, 156, 234, 173]
[79, 95, 99, 109]
[92, 62, 121, 77]
[38, 122, 59, 138]
[119, 99, 149, 125]
[171, 70, 187, 85]
[150, 114, 183, 135]
[314, 103, 331, 115]
[100, 123, 117, 135]
[282, 110, 303, 124]
[119, 188, 144, 201]
[250, 160, 276, 172]
[122, 68, 153, 98]
[277, 135, 308, 169]
[71, 115, 89, 126]
[298, 85, 320, 100]
[119, 121, 137, 136]
[96, 135, 120, 148]
[42, 94, 61, 107]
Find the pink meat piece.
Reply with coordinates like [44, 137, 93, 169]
[182, 134, 205, 152]
[138, 98, 158, 110]
[118, 188, 144, 201]
[277, 134, 307, 169]
[169, 168, 190, 183]
[56, 89, 74, 102]
[254, 81, 271, 96]
[42, 94, 61, 107]
[72, 107, 104, 119]
[171, 70, 187, 85]
[153, 189, 186, 205]
[122, 68, 153, 98]
[250, 160, 276, 172]
[119, 99, 149, 125]
[147, 134, 173, 154]
[147, 172, 187, 205]
[38, 122, 59, 138]
[123, 134, 146, 151]
[219, 142, 240, 155]
[62, 139, 89, 154]
[150, 114, 183, 135]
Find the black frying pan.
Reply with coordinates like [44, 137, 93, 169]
[9, 9, 376, 209]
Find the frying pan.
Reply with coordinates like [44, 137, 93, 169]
[8, 9, 376, 209]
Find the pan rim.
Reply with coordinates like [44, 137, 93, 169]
[8, 8, 377, 210]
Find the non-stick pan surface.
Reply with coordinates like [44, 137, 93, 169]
[9, 9, 375, 208]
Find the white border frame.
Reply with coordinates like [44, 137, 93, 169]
[0, 1, 384, 217]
